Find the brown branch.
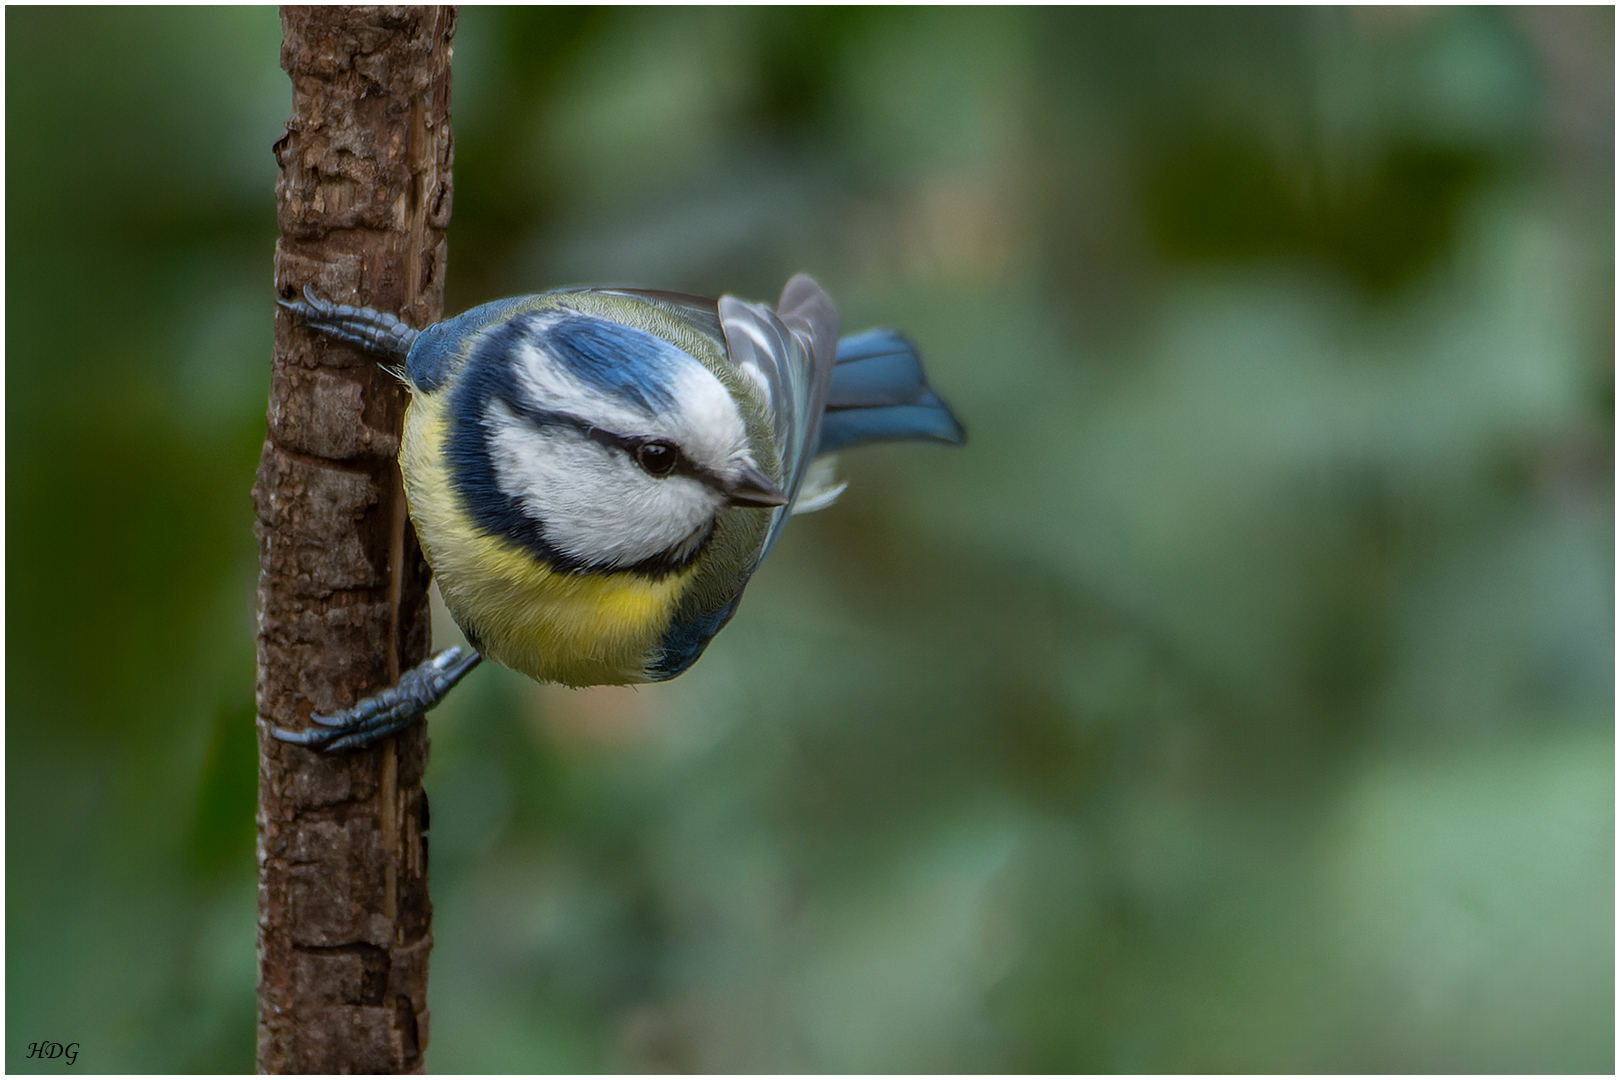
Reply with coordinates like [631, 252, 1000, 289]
[253, 6, 455, 1073]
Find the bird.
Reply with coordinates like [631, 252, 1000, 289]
[270, 274, 964, 752]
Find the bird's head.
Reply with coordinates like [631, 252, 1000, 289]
[455, 309, 785, 576]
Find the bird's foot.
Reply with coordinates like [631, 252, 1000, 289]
[269, 646, 482, 753]
[279, 283, 420, 362]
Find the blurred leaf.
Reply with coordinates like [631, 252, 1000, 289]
[1144, 135, 1488, 293]
[188, 699, 258, 880]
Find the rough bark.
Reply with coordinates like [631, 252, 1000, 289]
[254, 7, 455, 1073]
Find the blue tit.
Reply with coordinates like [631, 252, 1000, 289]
[270, 275, 963, 751]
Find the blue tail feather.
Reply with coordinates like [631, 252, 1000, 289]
[816, 329, 965, 454]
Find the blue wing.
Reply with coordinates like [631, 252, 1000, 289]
[816, 328, 966, 454]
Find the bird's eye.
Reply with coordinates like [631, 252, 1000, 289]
[635, 440, 679, 478]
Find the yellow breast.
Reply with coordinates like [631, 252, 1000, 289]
[399, 391, 689, 686]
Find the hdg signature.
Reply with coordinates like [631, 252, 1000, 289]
[25, 1041, 79, 1065]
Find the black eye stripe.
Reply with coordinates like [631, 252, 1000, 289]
[505, 402, 720, 487]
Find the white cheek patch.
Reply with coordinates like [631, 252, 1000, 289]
[484, 400, 727, 569]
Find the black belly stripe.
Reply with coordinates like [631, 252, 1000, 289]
[649, 590, 744, 680]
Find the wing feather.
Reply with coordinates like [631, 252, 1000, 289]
[718, 274, 838, 554]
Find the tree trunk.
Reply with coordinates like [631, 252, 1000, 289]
[253, 7, 455, 1073]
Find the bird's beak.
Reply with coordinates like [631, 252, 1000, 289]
[725, 463, 789, 507]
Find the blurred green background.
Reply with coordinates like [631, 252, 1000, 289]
[7, 6, 1613, 1072]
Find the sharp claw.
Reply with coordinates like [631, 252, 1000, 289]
[267, 722, 333, 747]
[324, 725, 409, 753]
[309, 706, 364, 727]
[279, 285, 328, 319]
